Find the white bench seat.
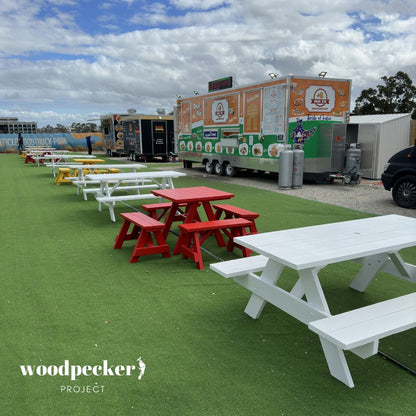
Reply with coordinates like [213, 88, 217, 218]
[210, 255, 268, 278]
[79, 180, 154, 199]
[96, 194, 158, 203]
[92, 184, 157, 195]
[308, 292, 416, 387]
[96, 194, 158, 222]
[309, 292, 416, 351]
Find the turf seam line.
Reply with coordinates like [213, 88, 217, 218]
[377, 351, 416, 376]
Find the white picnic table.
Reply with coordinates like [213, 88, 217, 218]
[84, 170, 187, 221]
[25, 149, 59, 166]
[64, 163, 146, 197]
[45, 154, 97, 175]
[210, 215, 416, 387]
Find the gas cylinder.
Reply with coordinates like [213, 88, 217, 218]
[278, 145, 294, 189]
[345, 144, 361, 178]
[292, 148, 304, 189]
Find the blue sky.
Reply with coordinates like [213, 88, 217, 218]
[0, 0, 415, 127]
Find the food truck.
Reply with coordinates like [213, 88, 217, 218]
[177, 75, 352, 181]
[101, 113, 128, 156]
[121, 114, 175, 161]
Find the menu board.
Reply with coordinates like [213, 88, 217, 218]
[179, 101, 191, 134]
[263, 84, 285, 137]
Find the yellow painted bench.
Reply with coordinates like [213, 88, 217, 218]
[55, 168, 76, 185]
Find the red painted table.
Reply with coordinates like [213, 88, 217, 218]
[151, 186, 234, 243]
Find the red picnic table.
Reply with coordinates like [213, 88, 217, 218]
[151, 186, 234, 244]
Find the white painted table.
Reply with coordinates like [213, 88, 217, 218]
[25, 149, 57, 166]
[45, 154, 97, 175]
[63, 163, 145, 196]
[85, 170, 186, 221]
[211, 215, 416, 386]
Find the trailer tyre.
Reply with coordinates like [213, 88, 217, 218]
[224, 163, 237, 177]
[392, 175, 416, 208]
[214, 161, 224, 176]
[204, 161, 214, 174]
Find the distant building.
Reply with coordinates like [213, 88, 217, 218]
[0, 117, 37, 134]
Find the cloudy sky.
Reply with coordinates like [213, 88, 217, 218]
[0, 0, 415, 127]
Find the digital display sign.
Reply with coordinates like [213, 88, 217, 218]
[208, 76, 233, 92]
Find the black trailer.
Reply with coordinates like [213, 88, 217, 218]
[122, 115, 175, 161]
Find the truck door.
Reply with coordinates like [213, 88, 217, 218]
[151, 121, 168, 156]
[123, 120, 135, 153]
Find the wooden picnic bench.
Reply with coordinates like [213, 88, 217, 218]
[55, 168, 77, 185]
[210, 215, 416, 387]
[62, 163, 145, 195]
[213, 204, 259, 233]
[173, 218, 254, 270]
[114, 212, 170, 263]
[142, 202, 185, 220]
[308, 292, 416, 387]
[85, 171, 186, 222]
[141, 202, 202, 224]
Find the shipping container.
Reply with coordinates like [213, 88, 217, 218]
[349, 113, 412, 179]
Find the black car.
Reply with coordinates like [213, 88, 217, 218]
[381, 144, 416, 208]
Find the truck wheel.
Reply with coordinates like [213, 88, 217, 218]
[214, 161, 224, 176]
[392, 175, 416, 208]
[224, 163, 237, 177]
[204, 161, 214, 174]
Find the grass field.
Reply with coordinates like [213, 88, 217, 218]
[1, 154, 415, 416]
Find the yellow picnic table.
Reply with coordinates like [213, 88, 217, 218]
[72, 159, 105, 165]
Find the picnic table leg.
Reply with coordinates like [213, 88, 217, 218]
[225, 226, 251, 256]
[290, 279, 305, 298]
[109, 202, 116, 222]
[298, 268, 331, 315]
[166, 178, 174, 189]
[349, 253, 390, 292]
[352, 252, 416, 292]
[318, 337, 354, 388]
[201, 201, 226, 247]
[382, 252, 416, 282]
[51, 161, 57, 177]
[244, 261, 285, 319]
[173, 228, 203, 267]
[114, 219, 131, 249]
[129, 231, 170, 263]
[161, 202, 180, 239]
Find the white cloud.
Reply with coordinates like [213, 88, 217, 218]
[171, 0, 230, 10]
[0, 0, 415, 126]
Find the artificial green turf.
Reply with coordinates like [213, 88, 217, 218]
[1, 154, 415, 415]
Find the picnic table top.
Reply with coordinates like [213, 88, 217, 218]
[84, 170, 186, 181]
[151, 186, 234, 203]
[234, 214, 416, 270]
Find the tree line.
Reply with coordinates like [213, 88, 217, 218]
[353, 71, 416, 119]
[38, 122, 100, 134]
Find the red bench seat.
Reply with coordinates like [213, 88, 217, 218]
[114, 212, 170, 263]
[173, 218, 254, 270]
[213, 204, 259, 233]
